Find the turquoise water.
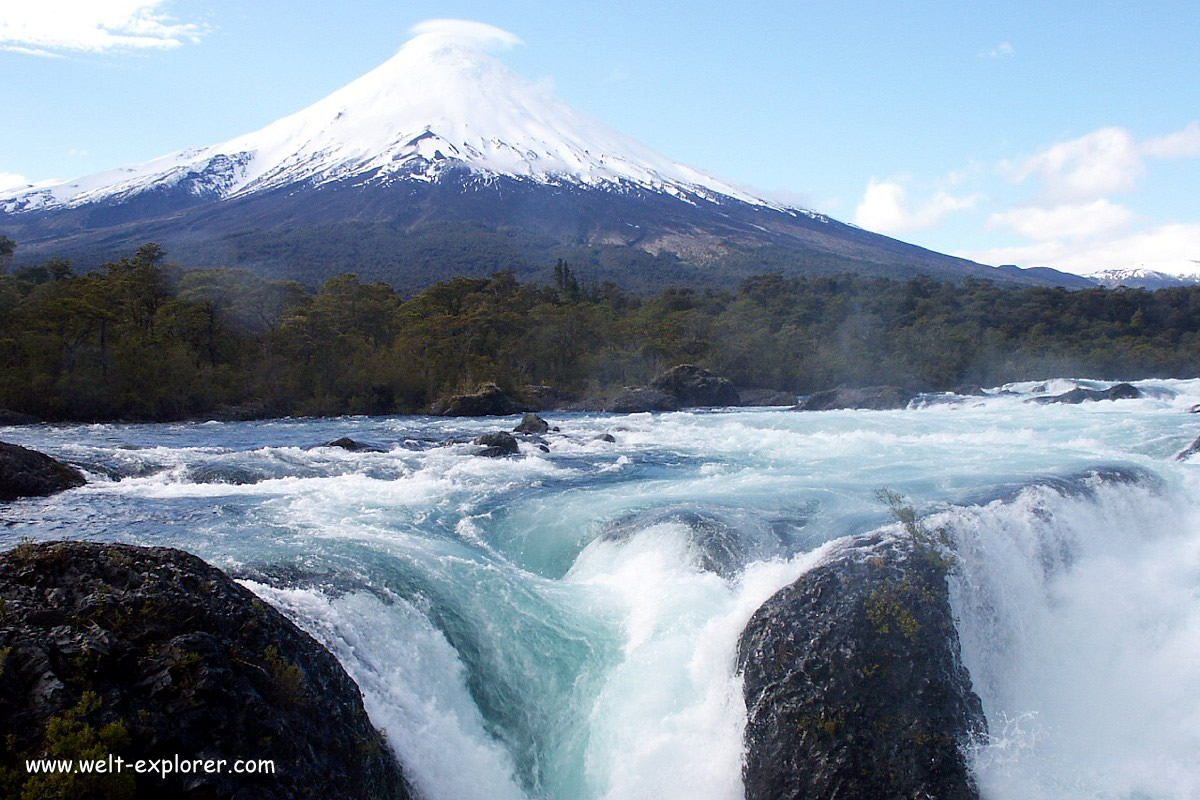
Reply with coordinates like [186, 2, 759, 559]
[4, 378, 1200, 800]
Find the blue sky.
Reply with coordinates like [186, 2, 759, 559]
[2, 0, 1198, 275]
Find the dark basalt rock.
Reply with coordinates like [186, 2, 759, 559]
[793, 386, 917, 411]
[322, 437, 385, 453]
[0, 442, 86, 501]
[738, 389, 798, 407]
[432, 382, 525, 417]
[1176, 435, 1200, 461]
[593, 433, 617, 443]
[601, 506, 785, 578]
[1028, 382, 1142, 405]
[473, 431, 519, 457]
[187, 464, 266, 485]
[738, 532, 986, 800]
[608, 388, 679, 414]
[0, 541, 411, 800]
[953, 384, 988, 397]
[0, 410, 39, 425]
[649, 364, 740, 408]
[513, 413, 550, 435]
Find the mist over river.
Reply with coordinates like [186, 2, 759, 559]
[4, 378, 1200, 800]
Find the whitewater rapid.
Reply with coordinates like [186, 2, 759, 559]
[3, 378, 1200, 800]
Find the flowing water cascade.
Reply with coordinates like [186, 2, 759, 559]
[3, 378, 1199, 799]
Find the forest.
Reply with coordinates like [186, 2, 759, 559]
[2, 241, 1199, 421]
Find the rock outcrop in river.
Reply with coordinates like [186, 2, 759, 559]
[793, 386, 917, 411]
[0, 442, 86, 501]
[0, 541, 411, 800]
[1029, 383, 1142, 405]
[738, 531, 986, 800]
[649, 364, 740, 407]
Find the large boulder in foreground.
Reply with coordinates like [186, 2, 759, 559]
[0, 541, 411, 800]
[738, 532, 986, 800]
[0, 442, 86, 501]
[650, 364, 741, 407]
[794, 386, 917, 411]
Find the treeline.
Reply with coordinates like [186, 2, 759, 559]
[2, 244, 1199, 421]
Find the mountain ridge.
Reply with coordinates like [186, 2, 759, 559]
[1, 29, 1075, 291]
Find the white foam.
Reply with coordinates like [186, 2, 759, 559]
[566, 526, 826, 800]
[947, 478, 1200, 800]
[243, 583, 530, 800]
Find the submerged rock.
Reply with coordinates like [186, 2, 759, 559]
[1176, 435, 1200, 461]
[474, 431, 519, 457]
[322, 437, 385, 453]
[187, 464, 267, 485]
[600, 506, 786, 578]
[0, 442, 86, 501]
[0, 541, 411, 800]
[738, 532, 986, 800]
[650, 364, 740, 407]
[513, 413, 550, 435]
[1029, 382, 1142, 405]
[794, 386, 917, 411]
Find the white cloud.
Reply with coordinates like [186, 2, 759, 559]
[408, 19, 523, 51]
[960, 223, 1200, 276]
[979, 41, 1015, 59]
[0, 1, 205, 55]
[0, 172, 32, 193]
[988, 199, 1137, 241]
[1143, 121, 1200, 159]
[854, 178, 978, 234]
[1008, 126, 1143, 202]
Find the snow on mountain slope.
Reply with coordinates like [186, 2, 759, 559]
[2, 27, 797, 217]
[1089, 268, 1200, 289]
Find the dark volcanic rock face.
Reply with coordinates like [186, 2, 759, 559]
[1176, 435, 1200, 461]
[0, 441, 87, 501]
[794, 386, 917, 411]
[738, 533, 986, 800]
[0, 541, 410, 800]
[738, 389, 798, 407]
[650, 364, 740, 408]
[432, 382, 525, 417]
[608, 387, 679, 414]
[473, 431, 520, 457]
[1029, 382, 1142, 405]
[513, 413, 550, 434]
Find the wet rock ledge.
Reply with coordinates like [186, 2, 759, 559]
[0, 541, 412, 800]
[0, 442, 86, 501]
[738, 532, 986, 800]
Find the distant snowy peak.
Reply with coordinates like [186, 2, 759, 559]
[1089, 268, 1200, 289]
[3, 33, 801, 217]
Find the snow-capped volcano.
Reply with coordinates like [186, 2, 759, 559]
[3, 27, 775, 216]
[1, 21, 1070, 291]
